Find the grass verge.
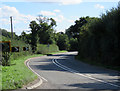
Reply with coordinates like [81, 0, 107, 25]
[47, 50, 68, 55]
[36, 44, 59, 54]
[2, 54, 43, 90]
[2, 51, 67, 90]
[75, 55, 120, 72]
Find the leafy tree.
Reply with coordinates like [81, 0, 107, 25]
[0, 28, 19, 40]
[19, 31, 31, 44]
[77, 3, 120, 66]
[37, 16, 57, 44]
[65, 16, 97, 51]
[29, 21, 38, 53]
[28, 16, 57, 52]
[65, 17, 88, 39]
[56, 32, 69, 50]
[69, 38, 78, 51]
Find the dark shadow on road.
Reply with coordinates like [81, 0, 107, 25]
[29, 52, 120, 89]
[64, 82, 120, 90]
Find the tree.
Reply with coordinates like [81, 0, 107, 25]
[29, 21, 38, 53]
[77, 3, 120, 66]
[69, 38, 78, 51]
[56, 32, 69, 50]
[19, 31, 31, 44]
[37, 16, 56, 44]
[65, 17, 88, 39]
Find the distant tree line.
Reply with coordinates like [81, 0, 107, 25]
[0, 28, 19, 40]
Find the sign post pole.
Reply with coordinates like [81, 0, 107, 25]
[10, 16, 13, 39]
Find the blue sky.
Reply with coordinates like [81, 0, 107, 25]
[0, 0, 119, 35]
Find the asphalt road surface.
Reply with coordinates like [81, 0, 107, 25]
[28, 52, 120, 90]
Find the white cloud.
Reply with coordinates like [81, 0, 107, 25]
[0, 5, 37, 35]
[0, 6, 19, 17]
[0, 5, 36, 23]
[58, 15, 64, 20]
[67, 19, 74, 23]
[54, 9, 61, 13]
[40, 11, 56, 16]
[54, 15, 65, 22]
[95, 4, 104, 9]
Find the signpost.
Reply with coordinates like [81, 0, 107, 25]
[0, 41, 20, 52]
[23, 47, 29, 51]
[0, 41, 11, 52]
[11, 47, 19, 52]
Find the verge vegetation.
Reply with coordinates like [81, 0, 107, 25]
[1, 29, 61, 90]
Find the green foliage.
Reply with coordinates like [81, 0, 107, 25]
[1, 31, 32, 66]
[19, 31, 31, 44]
[65, 16, 97, 51]
[37, 16, 56, 44]
[69, 38, 78, 51]
[0, 28, 19, 40]
[28, 16, 57, 52]
[65, 2, 120, 69]
[29, 21, 38, 53]
[36, 44, 59, 54]
[77, 4, 120, 67]
[56, 32, 70, 50]
[2, 54, 42, 90]
[65, 16, 89, 39]
[2, 52, 11, 66]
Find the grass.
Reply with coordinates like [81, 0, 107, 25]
[0, 65, 2, 90]
[2, 50, 67, 90]
[2, 54, 43, 90]
[47, 50, 68, 54]
[75, 55, 120, 72]
[36, 44, 59, 54]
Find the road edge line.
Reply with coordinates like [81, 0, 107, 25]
[23, 56, 47, 89]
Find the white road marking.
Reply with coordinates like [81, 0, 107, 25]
[27, 60, 48, 82]
[26, 77, 43, 89]
[52, 59, 120, 88]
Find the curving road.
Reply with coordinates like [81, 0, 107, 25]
[28, 52, 120, 90]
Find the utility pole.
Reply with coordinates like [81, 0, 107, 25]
[10, 16, 13, 39]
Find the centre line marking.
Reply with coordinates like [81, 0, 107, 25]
[52, 59, 120, 88]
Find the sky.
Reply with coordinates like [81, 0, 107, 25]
[0, 0, 119, 35]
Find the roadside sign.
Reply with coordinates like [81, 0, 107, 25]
[23, 47, 29, 51]
[12, 47, 19, 52]
[0, 41, 11, 52]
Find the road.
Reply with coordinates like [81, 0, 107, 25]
[28, 52, 120, 90]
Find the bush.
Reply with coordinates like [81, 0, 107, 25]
[69, 38, 78, 51]
[78, 3, 120, 67]
[2, 52, 11, 66]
